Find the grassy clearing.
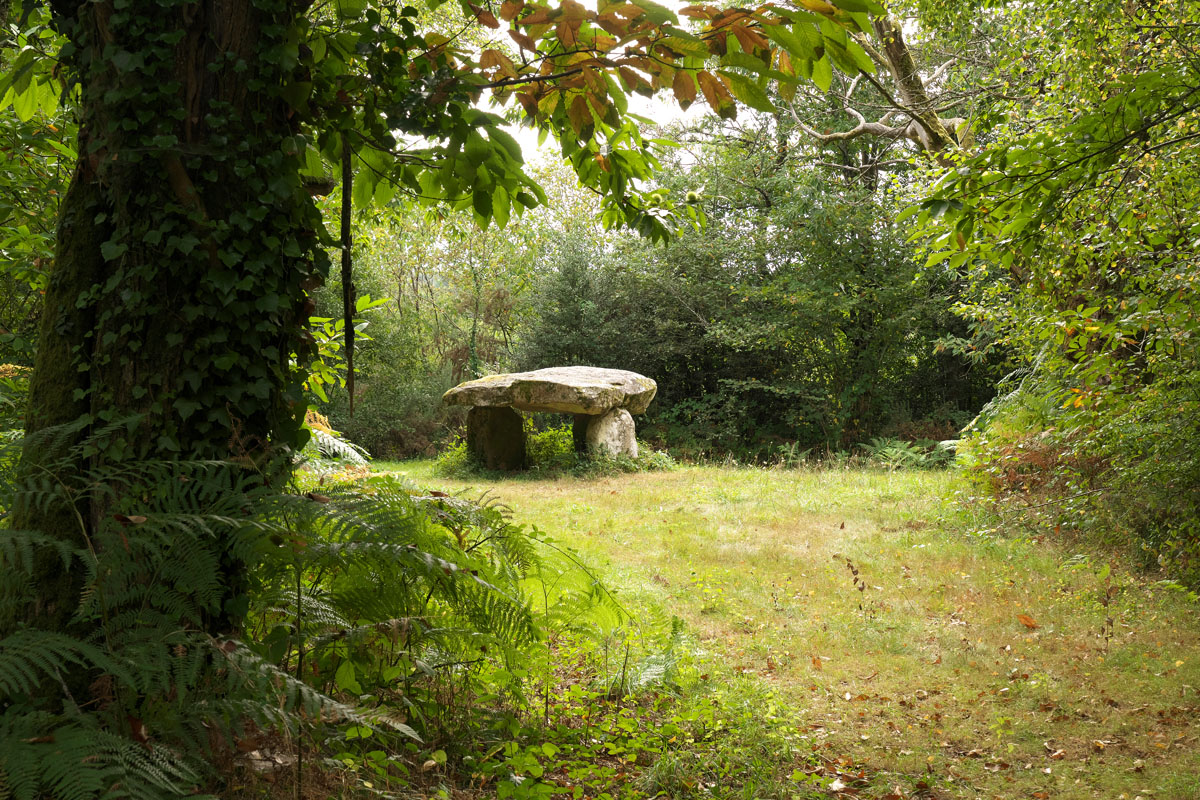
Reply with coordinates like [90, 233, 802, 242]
[377, 461, 1200, 800]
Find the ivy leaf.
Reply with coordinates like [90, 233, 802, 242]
[100, 241, 128, 261]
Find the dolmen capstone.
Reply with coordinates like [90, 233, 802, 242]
[442, 366, 657, 470]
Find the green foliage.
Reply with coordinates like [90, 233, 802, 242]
[434, 422, 676, 479]
[914, 0, 1200, 582]
[858, 436, 955, 471]
[0, 6, 71, 366]
[521, 115, 1001, 458]
[314, 204, 544, 458]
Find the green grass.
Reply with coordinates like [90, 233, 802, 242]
[371, 461, 1200, 799]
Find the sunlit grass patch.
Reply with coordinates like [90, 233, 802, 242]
[378, 461, 1200, 799]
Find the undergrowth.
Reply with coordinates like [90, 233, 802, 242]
[0, 422, 622, 798]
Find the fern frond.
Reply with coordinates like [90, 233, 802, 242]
[302, 427, 370, 466]
[0, 630, 137, 698]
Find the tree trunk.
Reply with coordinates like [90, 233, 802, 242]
[7, 0, 324, 636]
[871, 15, 956, 154]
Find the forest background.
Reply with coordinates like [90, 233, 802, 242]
[3, 0, 1198, 606]
[1, 0, 1198, 796]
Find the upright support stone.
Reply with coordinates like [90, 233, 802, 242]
[466, 407, 526, 471]
[585, 408, 638, 458]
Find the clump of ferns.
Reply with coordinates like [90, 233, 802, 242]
[248, 476, 626, 740]
[0, 424, 619, 798]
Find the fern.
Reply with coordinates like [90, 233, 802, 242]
[0, 630, 137, 698]
[2, 422, 624, 797]
[300, 426, 370, 468]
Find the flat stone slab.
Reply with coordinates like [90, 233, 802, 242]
[443, 366, 657, 415]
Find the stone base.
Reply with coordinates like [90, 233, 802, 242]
[466, 407, 526, 470]
[585, 408, 638, 458]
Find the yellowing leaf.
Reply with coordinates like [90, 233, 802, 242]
[796, 0, 836, 13]
[696, 70, 735, 119]
[568, 93, 591, 135]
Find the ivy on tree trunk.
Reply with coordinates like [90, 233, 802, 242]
[10, 0, 327, 635]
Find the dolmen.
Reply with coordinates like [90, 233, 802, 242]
[442, 366, 657, 470]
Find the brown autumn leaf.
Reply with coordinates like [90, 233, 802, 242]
[730, 23, 769, 54]
[515, 91, 538, 116]
[518, 7, 555, 25]
[556, 19, 579, 48]
[618, 66, 646, 92]
[672, 69, 697, 106]
[1017, 613, 1040, 629]
[595, 12, 629, 36]
[609, 3, 646, 19]
[468, 3, 500, 28]
[499, 0, 524, 20]
[508, 29, 538, 51]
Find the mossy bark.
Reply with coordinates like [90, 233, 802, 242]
[4, 0, 322, 641]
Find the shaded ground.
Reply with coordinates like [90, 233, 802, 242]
[389, 462, 1200, 800]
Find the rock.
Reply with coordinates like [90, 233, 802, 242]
[466, 407, 526, 471]
[585, 408, 638, 458]
[443, 366, 656, 415]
